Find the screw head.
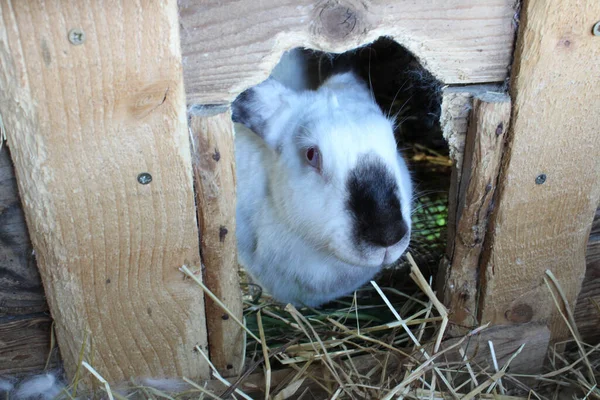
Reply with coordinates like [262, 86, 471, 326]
[137, 173, 152, 185]
[593, 21, 600, 36]
[535, 174, 547, 185]
[68, 29, 86, 45]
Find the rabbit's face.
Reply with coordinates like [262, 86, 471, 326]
[233, 72, 412, 268]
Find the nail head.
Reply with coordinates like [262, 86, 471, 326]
[593, 21, 600, 36]
[137, 173, 152, 185]
[68, 29, 86, 45]
[495, 122, 504, 136]
[535, 174, 547, 185]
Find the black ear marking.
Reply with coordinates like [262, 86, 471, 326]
[232, 88, 265, 134]
[231, 78, 295, 149]
[315, 51, 361, 81]
[330, 53, 360, 76]
[346, 155, 406, 248]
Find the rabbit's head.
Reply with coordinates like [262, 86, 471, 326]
[232, 72, 412, 268]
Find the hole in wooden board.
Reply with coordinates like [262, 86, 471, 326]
[232, 37, 448, 300]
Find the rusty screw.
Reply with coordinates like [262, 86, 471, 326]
[137, 173, 152, 185]
[68, 29, 86, 45]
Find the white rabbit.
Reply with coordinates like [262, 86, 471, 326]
[232, 49, 412, 307]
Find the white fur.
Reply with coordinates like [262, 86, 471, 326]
[235, 50, 412, 307]
[139, 377, 188, 392]
[1, 372, 187, 399]
[13, 373, 64, 400]
[0, 377, 16, 392]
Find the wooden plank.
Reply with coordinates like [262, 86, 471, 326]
[438, 84, 502, 259]
[190, 108, 244, 377]
[0, 147, 55, 376]
[477, 0, 600, 343]
[0, 148, 47, 315]
[436, 322, 550, 375]
[0, 0, 209, 384]
[574, 207, 600, 344]
[440, 93, 511, 333]
[0, 315, 57, 375]
[439, 85, 504, 187]
[179, 0, 517, 104]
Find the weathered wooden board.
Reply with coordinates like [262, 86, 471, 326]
[0, 147, 54, 375]
[478, 0, 600, 343]
[575, 207, 600, 344]
[179, 0, 517, 104]
[0, 148, 47, 315]
[437, 322, 550, 375]
[440, 93, 511, 333]
[0, 315, 57, 375]
[0, 0, 208, 383]
[190, 109, 244, 377]
[438, 84, 502, 258]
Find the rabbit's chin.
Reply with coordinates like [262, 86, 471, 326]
[331, 232, 411, 268]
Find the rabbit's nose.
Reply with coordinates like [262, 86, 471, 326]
[369, 219, 408, 248]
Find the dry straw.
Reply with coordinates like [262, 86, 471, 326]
[47, 255, 598, 399]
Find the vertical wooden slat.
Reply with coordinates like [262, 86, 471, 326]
[190, 109, 244, 376]
[0, 148, 46, 315]
[0, 146, 55, 374]
[0, 0, 209, 383]
[0, 315, 56, 374]
[478, 0, 600, 342]
[574, 207, 600, 344]
[440, 93, 511, 333]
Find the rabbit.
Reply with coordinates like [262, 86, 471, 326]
[232, 49, 413, 307]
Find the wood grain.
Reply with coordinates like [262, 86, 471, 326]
[575, 207, 600, 344]
[440, 94, 511, 333]
[0, 0, 209, 383]
[190, 109, 244, 377]
[477, 0, 600, 343]
[0, 315, 57, 375]
[179, 0, 517, 104]
[0, 147, 47, 315]
[436, 322, 550, 375]
[438, 84, 502, 257]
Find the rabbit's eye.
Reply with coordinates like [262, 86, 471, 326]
[305, 146, 321, 171]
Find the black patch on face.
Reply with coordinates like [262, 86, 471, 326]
[346, 156, 407, 248]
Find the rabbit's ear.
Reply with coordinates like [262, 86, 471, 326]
[232, 78, 297, 149]
[321, 72, 371, 101]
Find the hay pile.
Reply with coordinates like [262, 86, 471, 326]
[23, 254, 598, 400]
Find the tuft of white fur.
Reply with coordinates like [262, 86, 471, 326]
[2, 372, 189, 398]
[233, 49, 413, 307]
[139, 377, 189, 392]
[14, 373, 64, 400]
[0, 376, 16, 392]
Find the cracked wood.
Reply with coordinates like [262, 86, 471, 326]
[190, 111, 243, 377]
[477, 0, 600, 343]
[440, 93, 511, 333]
